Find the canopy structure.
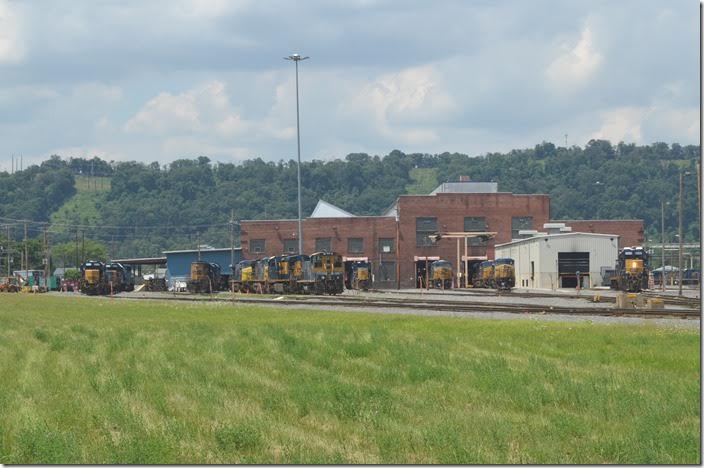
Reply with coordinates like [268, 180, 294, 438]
[429, 232, 497, 288]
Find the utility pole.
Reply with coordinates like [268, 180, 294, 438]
[23, 222, 27, 276]
[6, 224, 10, 276]
[197, 231, 201, 261]
[75, 229, 79, 268]
[43, 224, 49, 288]
[230, 209, 235, 272]
[661, 201, 666, 292]
[678, 171, 686, 296]
[81, 230, 85, 264]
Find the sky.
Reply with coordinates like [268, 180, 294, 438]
[0, 0, 699, 169]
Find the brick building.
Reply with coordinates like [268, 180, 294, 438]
[550, 219, 644, 248]
[239, 181, 644, 289]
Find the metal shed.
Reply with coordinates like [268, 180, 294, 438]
[163, 248, 241, 285]
[495, 232, 619, 289]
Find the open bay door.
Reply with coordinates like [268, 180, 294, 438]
[558, 252, 589, 288]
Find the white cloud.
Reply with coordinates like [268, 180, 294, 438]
[124, 81, 243, 136]
[0, 0, 24, 63]
[589, 107, 646, 143]
[589, 104, 698, 145]
[0, 1, 697, 165]
[342, 65, 458, 144]
[546, 23, 603, 90]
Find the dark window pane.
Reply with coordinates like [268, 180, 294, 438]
[251, 239, 265, 253]
[283, 239, 297, 253]
[464, 217, 486, 232]
[348, 238, 363, 253]
[378, 262, 396, 282]
[315, 238, 331, 252]
[511, 216, 533, 239]
[416, 217, 438, 230]
[416, 217, 438, 247]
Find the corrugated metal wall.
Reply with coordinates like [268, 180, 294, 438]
[165, 250, 241, 283]
[496, 234, 618, 289]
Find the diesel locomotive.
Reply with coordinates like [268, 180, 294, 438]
[230, 252, 344, 295]
[610, 246, 649, 292]
[471, 258, 516, 291]
[429, 260, 453, 289]
[186, 261, 223, 293]
[80, 260, 107, 295]
[346, 260, 371, 291]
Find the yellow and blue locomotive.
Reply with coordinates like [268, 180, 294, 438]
[610, 246, 648, 292]
[308, 252, 344, 295]
[105, 262, 135, 293]
[80, 260, 107, 295]
[346, 260, 371, 291]
[472, 260, 495, 288]
[430, 260, 453, 289]
[230, 252, 344, 295]
[493, 258, 515, 291]
[187, 261, 222, 293]
[471, 258, 515, 291]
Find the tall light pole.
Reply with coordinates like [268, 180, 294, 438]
[678, 171, 691, 296]
[661, 200, 667, 291]
[284, 53, 309, 254]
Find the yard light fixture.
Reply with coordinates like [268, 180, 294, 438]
[284, 53, 309, 254]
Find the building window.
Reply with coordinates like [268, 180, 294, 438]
[464, 217, 486, 232]
[250, 239, 265, 254]
[379, 238, 395, 253]
[512, 216, 533, 239]
[348, 237, 363, 254]
[378, 261, 396, 282]
[464, 216, 488, 247]
[315, 237, 331, 252]
[283, 239, 297, 254]
[416, 217, 437, 247]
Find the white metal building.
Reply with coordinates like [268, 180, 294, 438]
[495, 232, 619, 289]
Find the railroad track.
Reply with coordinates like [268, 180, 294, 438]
[369, 288, 701, 309]
[111, 293, 700, 320]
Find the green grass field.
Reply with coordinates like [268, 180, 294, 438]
[0, 295, 699, 464]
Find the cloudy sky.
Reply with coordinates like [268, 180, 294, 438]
[0, 0, 698, 169]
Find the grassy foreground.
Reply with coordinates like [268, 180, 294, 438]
[0, 295, 699, 464]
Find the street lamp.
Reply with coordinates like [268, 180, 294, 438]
[284, 53, 309, 254]
[678, 171, 691, 296]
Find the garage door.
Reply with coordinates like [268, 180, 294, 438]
[558, 252, 589, 287]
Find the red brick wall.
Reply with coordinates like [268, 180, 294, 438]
[553, 219, 644, 248]
[240, 216, 399, 285]
[240, 193, 552, 288]
[396, 193, 551, 287]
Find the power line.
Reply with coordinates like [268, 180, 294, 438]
[0, 216, 233, 231]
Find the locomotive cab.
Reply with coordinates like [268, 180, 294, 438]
[347, 260, 372, 291]
[80, 260, 106, 295]
[494, 258, 515, 291]
[430, 260, 453, 289]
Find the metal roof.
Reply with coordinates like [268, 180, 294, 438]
[310, 200, 356, 218]
[430, 181, 498, 194]
[162, 248, 241, 254]
[495, 232, 620, 248]
[111, 257, 167, 265]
